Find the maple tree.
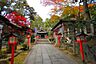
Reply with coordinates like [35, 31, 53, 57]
[5, 11, 29, 27]
[50, 14, 60, 22]
[41, 0, 72, 6]
[30, 15, 43, 30]
[41, 0, 95, 20]
[41, 0, 79, 19]
[88, 4, 96, 21]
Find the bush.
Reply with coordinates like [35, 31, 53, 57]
[0, 60, 9, 64]
[21, 44, 28, 51]
[0, 54, 7, 59]
[0, 54, 9, 64]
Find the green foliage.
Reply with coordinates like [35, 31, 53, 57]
[75, 21, 86, 29]
[89, 5, 96, 21]
[31, 15, 43, 30]
[44, 18, 59, 31]
[21, 44, 28, 51]
[1, 0, 6, 3]
[31, 35, 35, 43]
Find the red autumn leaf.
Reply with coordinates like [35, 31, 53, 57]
[5, 11, 27, 27]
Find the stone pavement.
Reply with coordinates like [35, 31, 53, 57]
[24, 43, 78, 64]
[36, 39, 50, 44]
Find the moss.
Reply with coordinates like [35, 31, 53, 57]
[14, 51, 29, 64]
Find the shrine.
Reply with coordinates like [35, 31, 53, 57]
[37, 30, 48, 39]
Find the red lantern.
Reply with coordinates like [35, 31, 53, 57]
[57, 34, 62, 47]
[27, 35, 31, 47]
[76, 31, 88, 63]
[45, 35, 48, 38]
[36, 36, 40, 39]
[8, 35, 17, 64]
[8, 36, 17, 45]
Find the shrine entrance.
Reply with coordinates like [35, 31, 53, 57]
[37, 30, 48, 39]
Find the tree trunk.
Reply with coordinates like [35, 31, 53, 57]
[0, 34, 2, 52]
[83, 0, 91, 20]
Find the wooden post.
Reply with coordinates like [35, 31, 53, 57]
[79, 41, 85, 62]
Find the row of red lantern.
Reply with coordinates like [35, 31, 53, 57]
[8, 34, 31, 64]
[5, 11, 30, 27]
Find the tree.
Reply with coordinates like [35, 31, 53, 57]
[43, 15, 60, 32]
[5, 11, 27, 27]
[41, 0, 69, 6]
[44, 18, 51, 31]
[88, 4, 96, 21]
[1, 0, 36, 26]
[0, 0, 36, 53]
[50, 14, 60, 22]
[44, 18, 54, 36]
[41, 0, 77, 14]
[30, 15, 43, 30]
[41, 0, 93, 20]
[83, 0, 91, 20]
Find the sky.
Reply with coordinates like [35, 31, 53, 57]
[26, 0, 53, 22]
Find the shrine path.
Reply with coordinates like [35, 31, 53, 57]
[24, 39, 78, 64]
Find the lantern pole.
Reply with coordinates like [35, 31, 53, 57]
[11, 45, 15, 64]
[76, 31, 87, 64]
[79, 40, 85, 63]
[57, 34, 61, 47]
[27, 34, 31, 49]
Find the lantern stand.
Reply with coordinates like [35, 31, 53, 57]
[76, 31, 88, 64]
[8, 33, 17, 64]
[57, 33, 62, 47]
[26, 28, 32, 49]
[27, 34, 31, 49]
